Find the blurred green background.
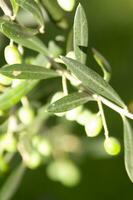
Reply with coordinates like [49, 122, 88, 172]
[1, 0, 133, 199]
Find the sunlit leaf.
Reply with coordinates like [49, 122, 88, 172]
[0, 163, 25, 200]
[47, 92, 93, 113]
[0, 18, 37, 37]
[0, 18, 48, 55]
[122, 116, 133, 182]
[0, 80, 37, 110]
[0, 64, 59, 79]
[66, 29, 73, 53]
[16, 0, 44, 31]
[73, 4, 88, 64]
[61, 56, 125, 108]
[92, 48, 112, 82]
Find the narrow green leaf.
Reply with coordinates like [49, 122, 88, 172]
[10, 0, 19, 17]
[0, 18, 49, 55]
[47, 92, 93, 113]
[0, 18, 37, 37]
[41, 0, 68, 29]
[61, 56, 125, 108]
[122, 117, 133, 182]
[0, 163, 25, 200]
[73, 4, 88, 64]
[92, 48, 112, 82]
[66, 29, 73, 53]
[0, 80, 37, 110]
[0, 64, 59, 79]
[16, 0, 44, 31]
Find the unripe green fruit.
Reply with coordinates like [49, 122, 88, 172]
[76, 110, 92, 126]
[4, 44, 22, 64]
[0, 74, 12, 86]
[46, 159, 81, 187]
[51, 92, 65, 117]
[0, 133, 17, 153]
[24, 151, 42, 169]
[32, 136, 51, 157]
[18, 106, 34, 125]
[104, 137, 121, 156]
[65, 106, 83, 121]
[57, 0, 75, 12]
[84, 114, 102, 137]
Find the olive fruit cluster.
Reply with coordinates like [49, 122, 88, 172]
[51, 92, 103, 137]
[18, 134, 52, 169]
[51, 92, 121, 156]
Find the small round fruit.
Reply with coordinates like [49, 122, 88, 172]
[0, 133, 17, 153]
[46, 159, 81, 187]
[76, 110, 92, 126]
[0, 74, 12, 86]
[51, 92, 65, 117]
[65, 106, 83, 121]
[4, 44, 22, 64]
[32, 136, 51, 157]
[24, 151, 42, 169]
[84, 114, 102, 137]
[104, 137, 121, 156]
[18, 106, 34, 125]
[57, 0, 75, 12]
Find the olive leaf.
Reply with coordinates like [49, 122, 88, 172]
[0, 80, 37, 110]
[16, 0, 44, 31]
[122, 116, 133, 182]
[10, 0, 19, 17]
[0, 64, 59, 79]
[47, 92, 93, 113]
[0, 163, 25, 200]
[92, 48, 112, 82]
[0, 18, 48, 55]
[0, 18, 37, 37]
[73, 3, 88, 64]
[61, 56, 125, 108]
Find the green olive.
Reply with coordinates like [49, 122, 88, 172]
[65, 106, 83, 121]
[4, 44, 22, 64]
[104, 137, 121, 156]
[32, 136, 52, 157]
[76, 109, 92, 126]
[24, 151, 42, 169]
[18, 106, 34, 125]
[0, 133, 17, 153]
[0, 74, 12, 86]
[84, 114, 102, 137]
[46, 159, 81, 187]
[57, 0, 75, 12]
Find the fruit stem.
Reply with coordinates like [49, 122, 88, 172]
[97, 98, 109, 139]
[95, 95, 133, 120]
[0, 0, 12, 18]
[62, 74, 68, 95]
